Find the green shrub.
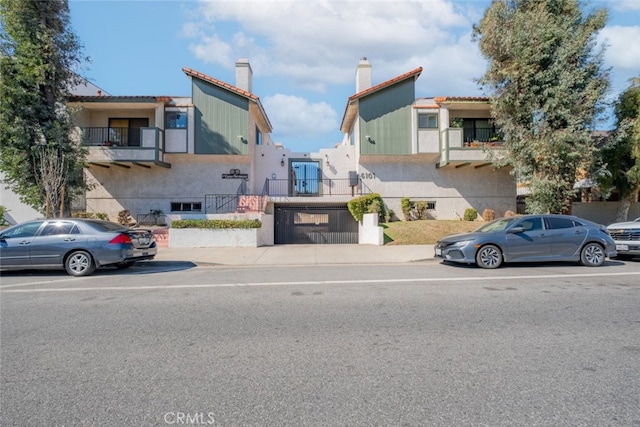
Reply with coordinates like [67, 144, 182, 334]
[347, 193, 385, 222]
[170, 219, 262, 229]
[386, 208, 396, 222]
[400, 197, 412, 221]
[463, 208, 478, 221]
[415, 201, 428, 220]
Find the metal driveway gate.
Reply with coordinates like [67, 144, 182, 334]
[275, 205, 358, 244]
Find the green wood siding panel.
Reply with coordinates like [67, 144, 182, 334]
[193, 79, 249, 154]
[359, 79, 414, 155]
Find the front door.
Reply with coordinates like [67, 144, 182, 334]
[109, 118, 149, 146]
[291, 161, 321, 196]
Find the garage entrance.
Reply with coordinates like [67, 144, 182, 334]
[274, 205, 358, 244]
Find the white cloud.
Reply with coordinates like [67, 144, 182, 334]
[599, 26, 640, 70]
[262, 94, 338, 138]
[186, 0, 479, 89]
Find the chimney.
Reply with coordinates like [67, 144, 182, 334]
[356, 57, 372, 93]
[235, 58, 252, 93]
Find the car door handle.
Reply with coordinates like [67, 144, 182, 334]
[64, 237, 76, 242]
[19, 240, 31, 245]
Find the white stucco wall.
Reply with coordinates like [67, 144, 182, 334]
[0, 173, 42, 224]
[357, 158, 516, 220]
[167, 213, 274, 247]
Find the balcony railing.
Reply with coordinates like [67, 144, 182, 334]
[463, 127, 503, 145]
[264, 178, 369, 197]
[81, 127, 143, 147]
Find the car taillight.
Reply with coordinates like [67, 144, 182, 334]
[109, 233, 132, 244]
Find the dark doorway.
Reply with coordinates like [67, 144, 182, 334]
[108, 117, 149, 146]
[275, 205, 358, 244]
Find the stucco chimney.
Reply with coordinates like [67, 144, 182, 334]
[356, 57, 372, 93]
[235, 58, 252, 93]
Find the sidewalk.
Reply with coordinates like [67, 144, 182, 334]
[153, 244, 437, 266]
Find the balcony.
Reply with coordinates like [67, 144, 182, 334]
[438, 127, 504, 169]
[80, 127, 170, 168]
[264, 178, 369, 199]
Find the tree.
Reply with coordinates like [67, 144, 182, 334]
[0, 0, 87, 217]
[598, 77, 640, 221]
[473, 0, 610, 214]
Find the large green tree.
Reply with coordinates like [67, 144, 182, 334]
[599, 77, 640, 221]
[0, 0, 87, 217]
[473, 0, 610, 214]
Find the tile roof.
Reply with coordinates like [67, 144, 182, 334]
[67, 95, 168, 103]
[348, 67, 423, 102]
[340, 67, 423, 132]
[182, 67, 258, 100]
[434, 96, 490, 103]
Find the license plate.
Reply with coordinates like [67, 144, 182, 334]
[435, 248, 442, 257]
[616, 244, 629, 251]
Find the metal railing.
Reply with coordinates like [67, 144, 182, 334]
[81, 127, 140, 146]
[263, 178, 368, 197]
[463, 127, 503, 144]
[204, 194, 268, 214]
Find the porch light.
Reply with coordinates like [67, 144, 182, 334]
[366, 135, 374, 144]
[280, 159, 285, 167]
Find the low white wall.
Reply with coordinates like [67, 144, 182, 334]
[168, 213, 274, 247]
[358, 213, 384, 245]
[170, 228, 259, 247]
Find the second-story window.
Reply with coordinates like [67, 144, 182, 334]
[165, 111, 187, 129]
[418, 114, 438, 129]
[256, 127, 262, 145]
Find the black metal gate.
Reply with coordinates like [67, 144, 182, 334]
[275, 205, 358, 244]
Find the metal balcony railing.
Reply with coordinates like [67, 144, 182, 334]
[264, 178, 369, 197]
[81, 127, 141, 147]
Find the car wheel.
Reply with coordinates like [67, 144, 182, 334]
[116, 261, 135, 269]
[580, 243, 605, 267]
[476, 244, 503, 269]
[65, 250, 96, 276]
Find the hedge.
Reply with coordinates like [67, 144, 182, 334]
[170, 219, 262, 229]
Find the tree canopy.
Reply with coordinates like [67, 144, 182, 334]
[473, 0, 610, 214]
[598, 77, 640, 221]
[0, 0, 87, 217]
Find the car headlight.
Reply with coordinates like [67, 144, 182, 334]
[449, 240, 474, 248]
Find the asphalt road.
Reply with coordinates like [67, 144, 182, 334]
[1, 261, 640, 426]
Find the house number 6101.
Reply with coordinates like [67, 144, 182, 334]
[360, 172, 376, 179]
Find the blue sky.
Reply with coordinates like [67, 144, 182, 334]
[68, 0, 640, 153]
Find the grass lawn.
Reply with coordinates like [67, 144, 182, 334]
[382, 220, 481, 245]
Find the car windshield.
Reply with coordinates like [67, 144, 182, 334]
[474, 218, 518, 233]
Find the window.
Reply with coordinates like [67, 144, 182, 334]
[546, 217, 576, 229]
[418, 114, 438, 129]
[165, 111, 187, 129]
[517, 218, 543, 231]
[1, 221, 43, 238]
[256, 127, 262, 145]
[170, 202, 202, 212]
[41, 222, 79, 236]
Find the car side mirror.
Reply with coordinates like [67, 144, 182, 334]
[509, 226, 525, 234]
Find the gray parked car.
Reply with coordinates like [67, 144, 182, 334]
[606, 217, 640, 260]
[0, 218, 157, 276]
[435, 214, 617, 269]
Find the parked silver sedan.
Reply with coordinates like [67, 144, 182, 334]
[0, 219, 157, 276]
[435, 214, 617, 268]
[606, 217, 640, 260]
